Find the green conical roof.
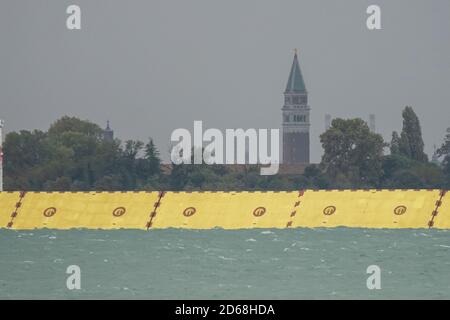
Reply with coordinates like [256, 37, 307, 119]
[285, 53, 306, 93]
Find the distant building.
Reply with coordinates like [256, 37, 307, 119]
[369, 114, 376, 132]
[103, 120, 114, 141]
[282, 52, 310, 164]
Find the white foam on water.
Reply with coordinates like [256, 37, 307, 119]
[18, 233, 34, 237]
[218, 255, 236, 261]
[271, 258, 280, 261]
[419, 233, 431, 237]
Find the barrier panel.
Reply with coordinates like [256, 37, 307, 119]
[9, 192, 159, 230]
[290, 189, 440, 229]
[151, 191, 298, 229]
[0, 192, 21, 228]
[433, 191, 449, 229]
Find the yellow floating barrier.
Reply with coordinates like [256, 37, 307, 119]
[290, 189, 440, 229]
[0, 192, 21, 228]
[9, 192, 160, 230]
[151, 191, 299, 229]
[0, 189, 448, 230]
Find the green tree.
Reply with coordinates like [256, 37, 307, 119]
[46, 117, 107, 190]
[94, 175, 123, 191]
[398, 106, 428, 162]
[144, 139, 161, 177]
[120, 140, 144, 189]
[48, 116, 103, 141]
[320, 118, 385, 187]
[3, 117, 159, 191]
[381, 155, 443, 188]
[437, 128, 450, 186]
[3, 130, 50, 190]
[303, 164, 330, 188]
[443, 159, 450, 187]
[437, 128, 450, 156]
[169, 164, 192, 190]
[390, 131, 401, 155]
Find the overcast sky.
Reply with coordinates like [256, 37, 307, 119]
[1, 0, 449, 162]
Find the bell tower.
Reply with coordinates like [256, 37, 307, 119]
[282, 51, 310, 163]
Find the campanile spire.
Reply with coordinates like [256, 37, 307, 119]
[282, 52, 310, 164]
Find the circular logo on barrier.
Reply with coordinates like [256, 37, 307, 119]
[253, 207, 266, 217]
[112, 207, 126, 217]
[43, 207, 57, 218]
[183, 207, 196, 217]
[323, 206, 336, 216]
[394, 205, 407, 215]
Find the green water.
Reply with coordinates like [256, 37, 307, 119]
[0, 228, 449, 299]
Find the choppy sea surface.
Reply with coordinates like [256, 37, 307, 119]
[0, 228, 449, 299]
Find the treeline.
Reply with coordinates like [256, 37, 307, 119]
[3, 108, 450, 191]
[319, 107, 449, 189]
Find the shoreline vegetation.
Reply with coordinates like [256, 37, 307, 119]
[3, 107, 450, 191]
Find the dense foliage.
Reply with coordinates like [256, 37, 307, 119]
[3, 108, 449, 191]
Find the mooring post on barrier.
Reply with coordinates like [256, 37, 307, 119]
[6, 190, 26, 228]
[428, 189, 447, 228]
[146, 191, 166, 230]
[285, 190, 306, 228]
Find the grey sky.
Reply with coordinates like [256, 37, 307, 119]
[1, 0, 449, 163]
